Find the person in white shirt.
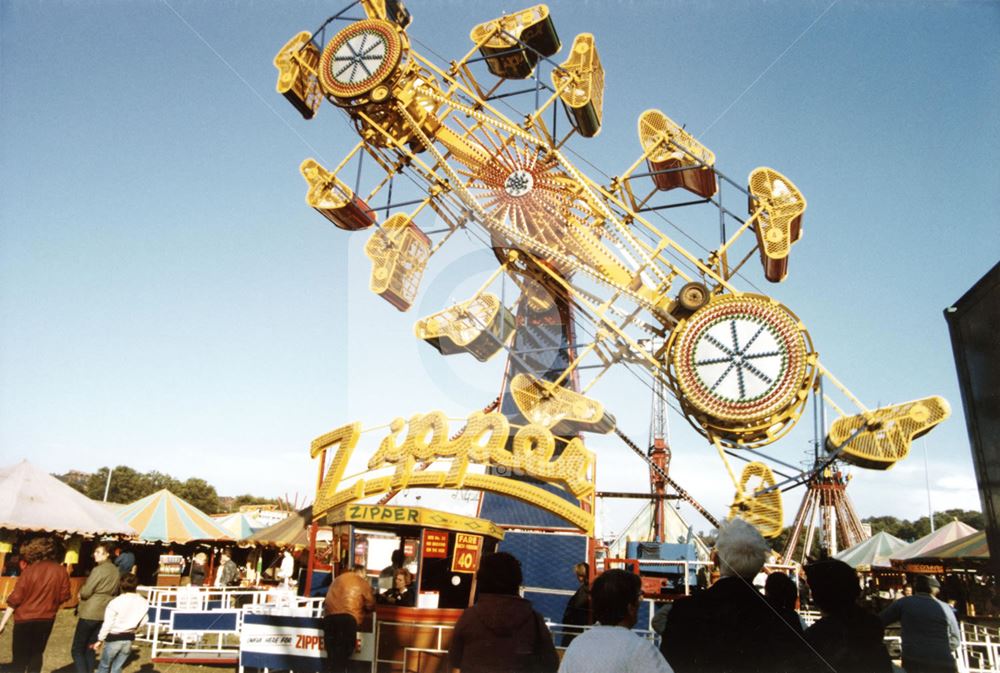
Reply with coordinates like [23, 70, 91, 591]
[558, 569, 673, 673]
[92, 574, 148, 673]
[277, 548, 296, 586]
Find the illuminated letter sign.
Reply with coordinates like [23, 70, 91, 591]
[312, 410, 596, 534]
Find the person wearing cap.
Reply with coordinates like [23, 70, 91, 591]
[880, 574, 960, 673]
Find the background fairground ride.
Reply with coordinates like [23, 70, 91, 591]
[274, 0, 951, 621]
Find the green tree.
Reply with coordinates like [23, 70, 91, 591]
[146, 470, 181, 493]
[863, 509, 984, 542]
[862, 515, 904, 538]
[85, 465, 153, 504]
[57, 465, 278, 514]
[54, 470, 90, 495]
[225, 494, 281, 512]
[176, 477, 220, 514]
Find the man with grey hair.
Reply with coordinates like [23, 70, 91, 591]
[660, 518, 817, 672]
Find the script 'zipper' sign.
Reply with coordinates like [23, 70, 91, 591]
[450, 533, 483, 573]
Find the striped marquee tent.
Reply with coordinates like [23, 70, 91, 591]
[891, 520, 979, 563]
[117, 489, 231, 543]
[912, 530, 989, 563]
[834, 530, 907, 570]
[248, 506, 313, 547]
[212, 512, 266, 540]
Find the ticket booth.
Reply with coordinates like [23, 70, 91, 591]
[319, 504, 504, 673]
[301, 408, 598, 672]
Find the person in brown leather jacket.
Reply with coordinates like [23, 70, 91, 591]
[0, 536, 71, 673]
[323, 565, 375, 673]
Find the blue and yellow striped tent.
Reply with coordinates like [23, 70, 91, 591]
[212, 512, 266, 540]
[116, 489, 231, 543]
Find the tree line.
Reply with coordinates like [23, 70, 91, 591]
[55, 466, 279, 515]
[766, 508, 984, 556]
[862, 508, 984, 542]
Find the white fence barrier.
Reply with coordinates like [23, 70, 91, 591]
[139, 585, 323, 663]
[959, 622, 1000, 673]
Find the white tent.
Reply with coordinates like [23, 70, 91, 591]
[606, 502, 710, 560]
[890, 520, 978, 562]
[834, 530, 907, 569]
[0, 460, 135, 536]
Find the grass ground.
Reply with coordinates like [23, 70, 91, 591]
[0, 609, 228, 673]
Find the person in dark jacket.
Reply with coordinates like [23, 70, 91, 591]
[213, 549, 239, 587]
[113, 545, 135, 577]
[803, 559, 892, 673]
[765, 571, 806, 631]
[880, 574, 960, 673]
[378, 567, 415, 606]
[189, 551, 208, 586]
[72, 544, 121, 673]
[449, 552, 559, 673]
[660, 518, 816, 673]
[0, 536, 72, 673]
[560, 562, 590, 646]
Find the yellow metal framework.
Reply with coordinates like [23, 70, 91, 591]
[414, 292, 515, 362]
[365, 214, 432, 311]
[279, 2, 951, 538]
[638, 109, 717, 199]
[728, 461, 783, 538]
[551, 34, 603, 138]
[510, 373, 616, 435]
[827, 396, 951, 470]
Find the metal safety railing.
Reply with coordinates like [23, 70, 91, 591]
[139, 585, 323, 662]
[372, 618, 453, 671]
[958, 622, 1000, 673]
[545, 619, 660, 650]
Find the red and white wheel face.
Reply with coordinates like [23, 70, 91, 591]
[670, 294, 810, 424]
[319, 20, 402, 99]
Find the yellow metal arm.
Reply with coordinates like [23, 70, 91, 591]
[827, 396, 951, 470]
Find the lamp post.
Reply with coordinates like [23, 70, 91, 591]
[923, 439, 935, 533]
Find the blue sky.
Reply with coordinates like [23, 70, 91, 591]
[1, 0, 997, 536]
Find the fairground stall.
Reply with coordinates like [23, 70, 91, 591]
[243, 503, 506, 672]
[252, 392, 600, 673]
